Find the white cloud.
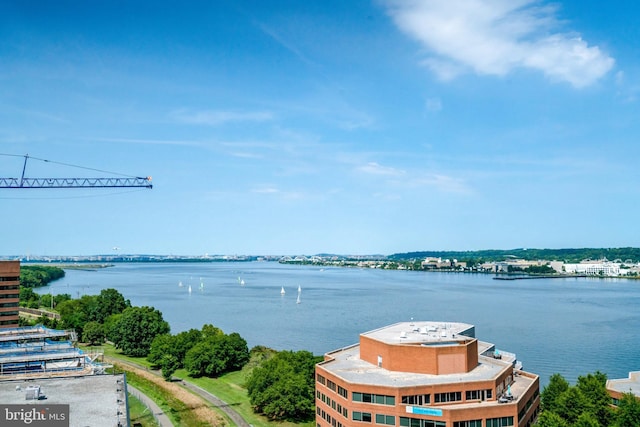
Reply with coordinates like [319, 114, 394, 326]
[383, 0, 614, 87]
[171, 109, 274, 126]
[357, 162, 406, 176]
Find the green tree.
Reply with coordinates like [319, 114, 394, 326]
[577, 371, 612, 426]
[103, 313, 122, 343]
[82, 321, 105, 345]
[147, 334, 175, 368]
[542, 373, 570, 412]
[161, 354, 180, 381]
[112, 306, 170, 357]
[57, 298, 90, 337]
[534, 411, 568, 427]
[93, 288, 130, 323]
[184, 340, 222, 377]
[573, 412, 600, 427]
[246, 350, 321, 422]
[614, 392, 640, 427]
[556, 387, 591, 425]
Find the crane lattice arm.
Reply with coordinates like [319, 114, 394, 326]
[0, 154, 153, 189]
[0, 176, 152, 189]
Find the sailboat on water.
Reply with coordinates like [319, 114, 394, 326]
[199, 277, 204, 291]
[238, 276, 245, 286]
[178, 281, 183, 287]
[296, 285, 301, 304]
[280, 286, 286, 295]
[188, 284, 192, 294]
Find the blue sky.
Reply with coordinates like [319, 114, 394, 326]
[1, 0, 638, 256]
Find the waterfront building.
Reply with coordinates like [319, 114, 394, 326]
[607, 371, 640, 404]
[316, 321, 540, 427]
[0, 260, 20, 328]
[563, 260, 621, 276]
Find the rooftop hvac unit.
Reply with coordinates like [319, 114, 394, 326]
[25, 385, 42, 400]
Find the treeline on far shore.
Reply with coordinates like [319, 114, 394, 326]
[389, 247, 640, 264]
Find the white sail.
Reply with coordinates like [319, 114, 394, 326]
[280, 286, 285, 295]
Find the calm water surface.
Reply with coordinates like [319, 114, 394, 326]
[38, 262, 640, 386]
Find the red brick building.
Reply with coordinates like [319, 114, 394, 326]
[316, 321, 539, 427]
[0, 261, 20, 328]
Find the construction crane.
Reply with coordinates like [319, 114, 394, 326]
[0, 154, 152, 189]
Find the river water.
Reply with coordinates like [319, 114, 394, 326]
[36, 261, 640, 386]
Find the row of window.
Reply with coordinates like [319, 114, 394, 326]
[317, 391, 348, 418]
[0, 302, 19, 308]
[0, 293, 19, 299]
[0, 276, 19, 282]
[434, 392, 461, 403]
[0, 311, 19, 317]
[318, 375, 395, 406]
[453, 419, 513, 427]
[353, 392, 395, 405]
[400, 417, 446, 427]
[453, 421, 482, 427]
[317, 407, 344, 427]
[486, 417, 514, 427]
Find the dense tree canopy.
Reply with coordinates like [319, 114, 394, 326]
[148, 324, 249, 380]
[390, 247, 640, 264]
[112, 306, 170, 357]
[20, 265, 65, 288]
[56, 288, 130, 340]
[537, 371, 640, 427]
[246, 350, 322, 422]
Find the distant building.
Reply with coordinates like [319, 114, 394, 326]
[316, 321, 540, 427]
[563, 260, 621, 276]
[0, 260, 20, 328]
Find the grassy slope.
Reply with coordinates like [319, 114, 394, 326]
[86, 343, 314, 427]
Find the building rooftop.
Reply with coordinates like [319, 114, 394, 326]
[607, 371, 640, 397]
[0, 374, 128, 427]
[361, 321, 475, 345]
[320, 321, 532, 390]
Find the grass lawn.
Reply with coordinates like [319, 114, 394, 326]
[128, 393, 160, 427]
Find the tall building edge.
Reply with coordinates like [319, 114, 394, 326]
[0, 260, 20, 329]
[316, 321, 540, 427]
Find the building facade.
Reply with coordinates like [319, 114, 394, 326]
[0, 261, 20, 329]
[607, 371, 640, 405]
[316, 321, 540, 427]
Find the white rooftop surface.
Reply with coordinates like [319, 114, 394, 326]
[362, 321, 475, 344]
[0, 374, 127, 427]
[607, 371, 640, 396]
[321, 344, 513, 387]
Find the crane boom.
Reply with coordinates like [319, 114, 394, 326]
[0, 176, 152, 189]
[0, 154, 153, 189]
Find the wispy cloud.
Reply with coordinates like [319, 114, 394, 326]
[91, 137, 205, 147]
[251, 185, 307, 200]
[357, 162, 406, 176]
[383, 0, 614, 88]
[171, 109, 274, 126]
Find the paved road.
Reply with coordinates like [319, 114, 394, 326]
[127, 384, 173, 427]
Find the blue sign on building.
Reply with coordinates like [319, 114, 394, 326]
[406, 406, 443, 417]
